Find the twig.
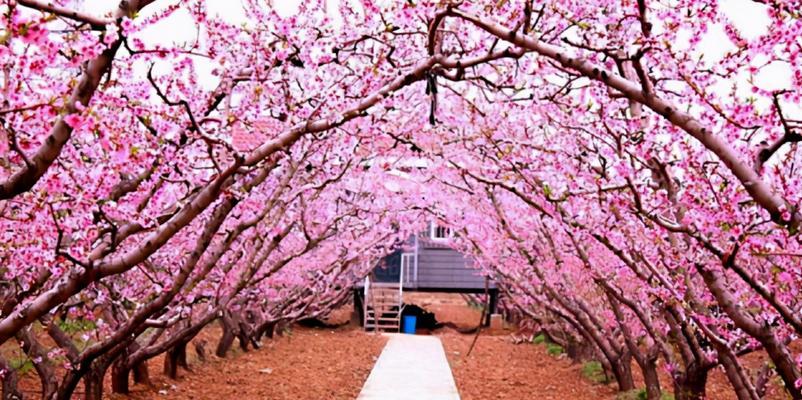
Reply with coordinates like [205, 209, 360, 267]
[17, 0, 112, 29]
[755, 91, 802, 172]
[1, 122, 33, 168]
[466, 277, 489, 357]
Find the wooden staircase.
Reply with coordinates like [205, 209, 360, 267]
[364, 282, 403, 332]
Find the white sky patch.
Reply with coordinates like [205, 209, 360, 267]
[271, 0, 300, 17]
[206, 1, 247, 22]
[719, 0, 771, 40]
[79, 0, 304, 36]
[755, 62, 794, 92]
[696, 23, 736, 67]
[138, 6, 197, 47]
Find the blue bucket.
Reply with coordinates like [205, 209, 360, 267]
[402, 315, 417, 334]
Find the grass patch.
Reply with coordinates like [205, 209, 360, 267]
[615, 388, 674, 400]
[532, 333, 546, 344]
[615, 389, 646, 400]
[8, 357, 33, 375]
[57, 318, 96, 335]
[581, 361, 609, 384]
[530, 333, 563, 356]
[545, 342, 564, 356]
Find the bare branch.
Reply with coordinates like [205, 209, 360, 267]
[17, 0, 113, 29]
[755, 91, 802, 172]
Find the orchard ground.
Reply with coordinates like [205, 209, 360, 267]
[1, 294, 792, 399]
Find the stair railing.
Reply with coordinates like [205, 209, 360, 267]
[363, 276, 370, 329]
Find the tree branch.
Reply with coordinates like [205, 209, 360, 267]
[0, 0, 156, 200]
[17, 0, 113, 29]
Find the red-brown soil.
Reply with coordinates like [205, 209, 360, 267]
[108, 325, 387, 400]
[406, 292, 792, 400]
[4, 308, 386, 400]
[406, 292, 615, 399]
[443, 333, 618, 399]
[2, 295, 795, 399]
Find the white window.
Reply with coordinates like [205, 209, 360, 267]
[400, 253, 414, 283]
[429, 222, 452, 240]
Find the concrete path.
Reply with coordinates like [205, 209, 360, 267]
[357, 334, 460, 400]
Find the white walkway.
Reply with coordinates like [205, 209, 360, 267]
[357, 334, 461, 400]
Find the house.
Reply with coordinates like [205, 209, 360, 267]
[355, 222, 499, 331]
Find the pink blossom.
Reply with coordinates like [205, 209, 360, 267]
[20, 23, 47, 45]
[63, 114, 88, 130]
[3, 3, 802, 398]
[120, 18, 135, 35]
[102, 26, 119, 45]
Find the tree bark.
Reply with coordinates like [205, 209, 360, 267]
[163, 341, 189, 379]
[82, 366, 104, 400]
[0, 355, 23, 400]
[194, 339, 207, 362]
[111, 342, 150, 394]
[111, 359, 130, 394]
[256, 320, 277, 341]
[715, 347, 760, 400]
[215, 315, 237, 358]
[674, 369, 708, 400]
[610, 350, 636, 392]
[754, 363, 773, 398]
[236, 316, 251, 353]
[641, 353, 662, 400]
[604, 290, 662, 399]
[16, 329, 57, 400]
[133, 358, 150, 385]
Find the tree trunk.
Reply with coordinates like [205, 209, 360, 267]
[0, 355, 23, 400]
[215, 316, 236, 358]
[194, 339, 207, 362]
[111, 353, 150, 394]
[717, 350, 760, 400]
[176, 341, 190, 370]
[111, 359, 130, 394]
[611, 352, 636, 392]
[133, 358, 150, 385]
[754, 363, 774, 398]
[82, 364, 107, 400]
[603, 290, 662, 399]
[642, 354, 662, 400]
[83, 374, 102, 400]
[236, 323, 250, 353]
[673, 367, 708, 400]
[16, 330, 58, 400]
[274, 320, 287, 337]
[111, 341, 151, 394]
[257, 320, 277, 340]
[564, 338, 595, 363]
[163, 341, 189, 379]
[242, 309, 261, 349]
[758, 334, 800, 399]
